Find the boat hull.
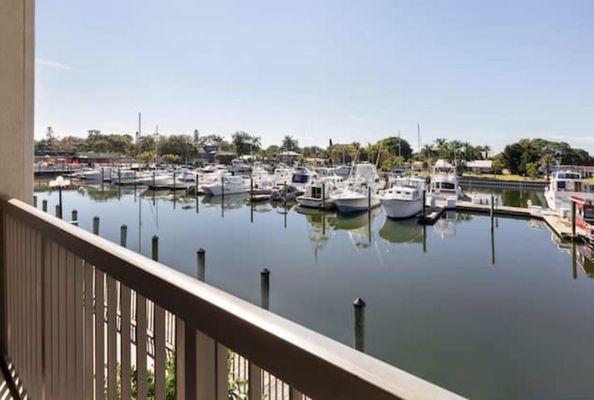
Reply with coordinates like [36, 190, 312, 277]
[296, 196, 335, 210]
[334, 196, 380, 213]
[202, 184, 248, 196]
[380, 198, 422, 219]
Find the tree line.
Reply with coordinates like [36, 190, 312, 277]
[36, 127, 593, 174]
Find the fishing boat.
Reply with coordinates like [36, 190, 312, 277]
[270, 184, 301, 202]
[428, 160, 461, 203]
[296, 176, 344, 210]
[379, 176, 427, 219]
[331, 163, 385, 213]
[201, 175, 250, 196]
[545, 170, 592, 215]
[290, 167, 318, 193]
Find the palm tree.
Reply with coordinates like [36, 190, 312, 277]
[281, 135, 299, 152]
[483, 145, 491, 159]
[541, 153, 555, 179]
[422, 144, 434, 160]
[433, 138, 448, 158]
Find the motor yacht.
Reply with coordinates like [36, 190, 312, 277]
[379, 176, 427, 219]
[201, 175, 250, 196]
[428, 160, 461, 203]
[331, 163, 385, 213]
[297, 175, 344, 210]
[545, 170, 593, 215]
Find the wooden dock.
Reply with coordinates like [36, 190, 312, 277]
[419, 200, 591, 243]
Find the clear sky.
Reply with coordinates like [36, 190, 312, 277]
[35, 0, 594, 153]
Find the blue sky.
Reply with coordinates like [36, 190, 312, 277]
[35, 0, 594, 153]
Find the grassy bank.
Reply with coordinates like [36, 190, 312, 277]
[462, 173, 547, 182]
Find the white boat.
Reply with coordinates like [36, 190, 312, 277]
[331, 163, 385, 213]
[290, 167, 317, 193]
[79, 169, 103, 181]
[230, 159, 251, 175]
[297, 176, 344, 209]
[111, 169, 138, 185]
[428, 160, 461, 203]
[379, 176, 427, 219]
[202, 175, 250, 196]
[545, 170, 593, 215]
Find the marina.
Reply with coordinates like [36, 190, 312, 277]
[32, 173, 594, 400]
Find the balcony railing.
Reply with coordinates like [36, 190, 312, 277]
[0, 197, 463, 399]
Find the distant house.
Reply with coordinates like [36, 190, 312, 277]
[214, 151, 237, 165]
[279, 150, 301, 164]
[73, 152, 123, 166]
[465, 160, 493, 174]
[34, 150, 76, 165]
[198, 145, 220, 164]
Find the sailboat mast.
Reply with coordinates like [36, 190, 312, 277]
[417, 123, 421, 161]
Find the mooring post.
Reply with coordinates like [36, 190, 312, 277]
[322, 183, 326, 209]
[58, 186, 63, 219]
[118, 168, 121, 185]
[196, 172, 200, 198]
[353, 297, 366, 352]
[571, 200, 576, 240]
[260, 268, 270, 310]
[422, 190, 427, 219]
[221, 175, 225, 199]
[120, 224, 128, 247]
[71, 210, 78, 225]
[33, 195, 37, 208]
[101, 167, 105, 182]
[197, 248, 205, 282]
[250, 203, 254, 223]
[55, 204, 61, 219]
[42, 199, 48, 212]
[250, 174, 254, 202]
[173, 171, 176, 192]
[93, 216, 100, 235]
[152, 235, 159, 261]
[367, 187, 372, 222]
[490, 194, 495, 221]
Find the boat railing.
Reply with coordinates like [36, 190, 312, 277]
[0, 196, 463, 399]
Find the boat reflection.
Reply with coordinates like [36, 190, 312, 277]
[326, 208, 380, 249]
[298, 208, 335, 260]
[378, 218, 423, 245]
[201, 193, 250, 210]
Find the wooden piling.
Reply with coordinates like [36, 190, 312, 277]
[55, 204, 61, 218]
[33, 195, 37, 208]
[42, 199, 47, 212]
[353, 298, 365, 352]
[120, 225, 128, 247]
[71, 209, 78, 225]
[197, 248, 205, 282]
[93, 216, 100, 235]
[422, 190, 426, 218]
[322, 183, 326, 209]
[571, 200, 576, 240]
[260, 268, 270, 310]
[152, 235, 159, 261]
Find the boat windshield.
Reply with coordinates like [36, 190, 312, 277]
[292, 174, 309, 184]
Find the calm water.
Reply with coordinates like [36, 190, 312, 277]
[35, 181, 594, 399]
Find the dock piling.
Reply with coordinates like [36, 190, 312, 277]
[120, 225, 128, 247]
[571, 200, 576, 240]
[152, 235, 159, 261]
[197, 248, 205, 282]
[353, 297, 366, 352]
[422, 190, 426, 219]
[55, 204, 61, 219]
[260, 268, 270, 310]
[71, 210, 78, 225]
[33, 195, 37, 208]
[93, 216, 100, 235]
[42, 199, 47, 212]
[322, 183, 326, 209]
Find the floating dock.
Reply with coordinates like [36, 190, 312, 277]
[419, 200, 591, 244]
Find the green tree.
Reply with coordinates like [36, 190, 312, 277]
[378, 137, 413, 159]
[232, 131, 261, 156]
[281, 135, 300, 152]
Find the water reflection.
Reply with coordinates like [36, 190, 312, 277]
[378, 218, 423, 245]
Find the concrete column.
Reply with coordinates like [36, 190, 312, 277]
[0, 0, 35, 202]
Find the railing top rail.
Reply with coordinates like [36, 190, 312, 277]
[0, 197, 464, 400]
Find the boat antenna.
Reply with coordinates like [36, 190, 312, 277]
[375, 142, 382, 168]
